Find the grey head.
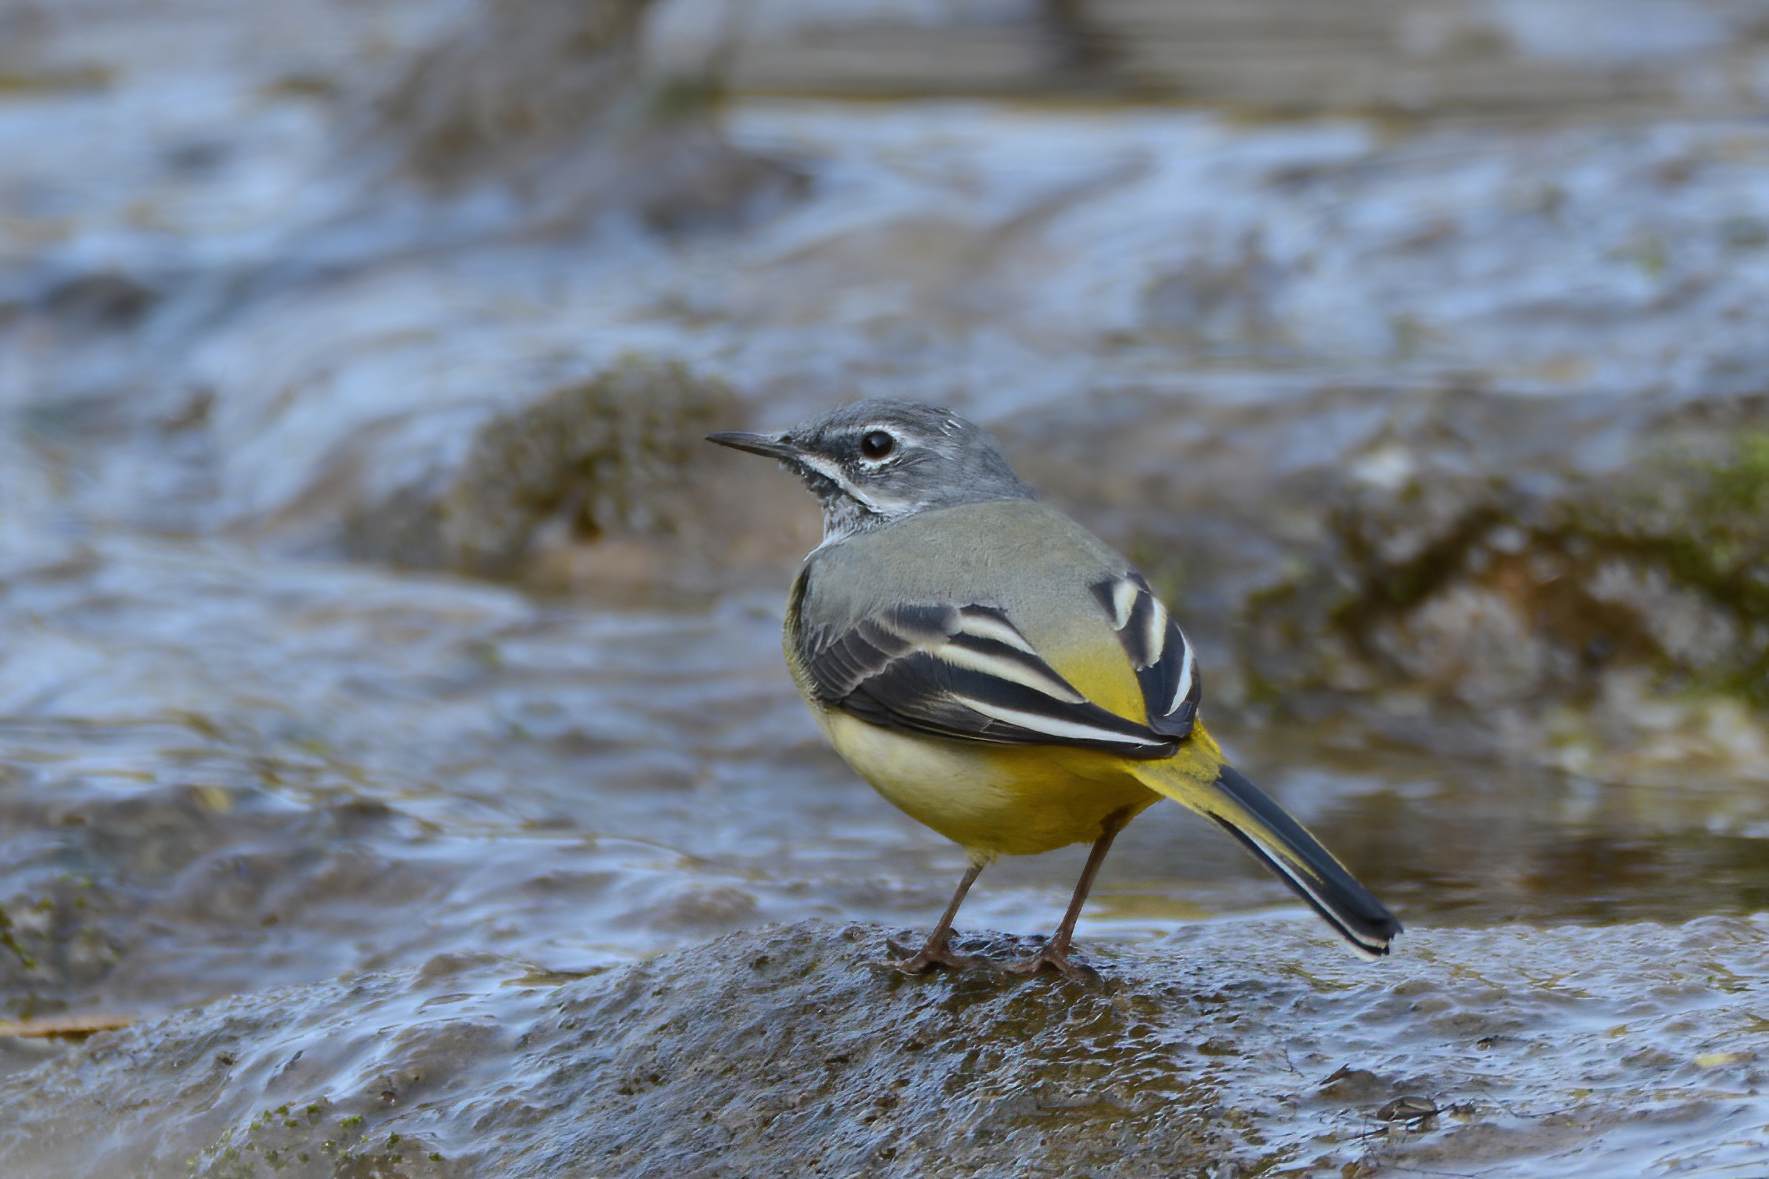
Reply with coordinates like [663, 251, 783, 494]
[707, 400, 1034, 544]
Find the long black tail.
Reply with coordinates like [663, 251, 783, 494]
[1209, 764, 1401, 957]
[1141, 758, 1402, 958]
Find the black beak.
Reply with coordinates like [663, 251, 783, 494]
[705, 431, 801, 462]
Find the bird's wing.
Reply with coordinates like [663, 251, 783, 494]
[797, 600, 1179, 757]
[1088, 570, 1203, 740]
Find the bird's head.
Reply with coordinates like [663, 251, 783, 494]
[707, 400, 1032, 543]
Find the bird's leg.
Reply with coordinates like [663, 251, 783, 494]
[1009, 807, 1132, 979]
[891, 861, 987, 974]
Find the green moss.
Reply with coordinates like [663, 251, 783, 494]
[1230, 429, 1769, 712]
[0, 65, 114, 94]
[1674, 434, 1769, 699]
[1704, 432, 1769, 513]
[1554, 432, 1769, 700]
[434, 355, 738, 577]
[0, 907, 32, 969]
[646, 75, 727, 123]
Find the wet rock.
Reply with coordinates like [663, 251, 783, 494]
[36, 270, 159, 330]
[650, 0, 1769, 115]
[372, 0, 790, 234]
[0, 756, 433, 1027]
[381, 0, 651, 189]
[1324, 407, 1769, 702]
[1278, 406, 1769, 772]
[1, 918, 1764, 1178]
[338, 356, 740, 578]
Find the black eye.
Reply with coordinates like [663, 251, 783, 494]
[860, 430, 895, 460]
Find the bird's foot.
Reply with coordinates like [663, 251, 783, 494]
[886, 937, 987, 975]
[1004, 944, 1098, 980]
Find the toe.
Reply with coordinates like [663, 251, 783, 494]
[889, 944, 990, 974]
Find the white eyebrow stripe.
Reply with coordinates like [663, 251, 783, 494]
[934, 642, 1086, 703]
[1168, 630, 1196, 716]
[955, 611, 1037, 653]
[1110, 578, 1139, 630]
[955, 697, 1168, 748]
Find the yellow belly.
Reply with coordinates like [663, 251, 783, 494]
[822, 710, 1162, 858]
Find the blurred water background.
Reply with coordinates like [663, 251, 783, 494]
[0, 1, 1766, 1175]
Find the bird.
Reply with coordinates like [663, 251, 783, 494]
[708, 400, 1400, 977]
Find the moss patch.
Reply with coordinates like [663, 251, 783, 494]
[1230, 427, 1769, 716]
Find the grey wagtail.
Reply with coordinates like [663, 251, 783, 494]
[709, 400, 1400, 977]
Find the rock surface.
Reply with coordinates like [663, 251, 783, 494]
[649, 0, 1769, 115]
[2, 920, 1764, 1178]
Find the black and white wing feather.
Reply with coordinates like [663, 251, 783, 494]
[800, 602, 1175, 757]
[1090, 572, 1202, 739]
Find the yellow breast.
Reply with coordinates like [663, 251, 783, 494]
[820, 708, 1160, 858]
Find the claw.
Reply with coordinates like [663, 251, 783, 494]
[1004, 945, 1098, 980]
[886, 937, 989, 975]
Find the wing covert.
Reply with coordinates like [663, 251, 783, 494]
[800, 601, 1175, 757]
